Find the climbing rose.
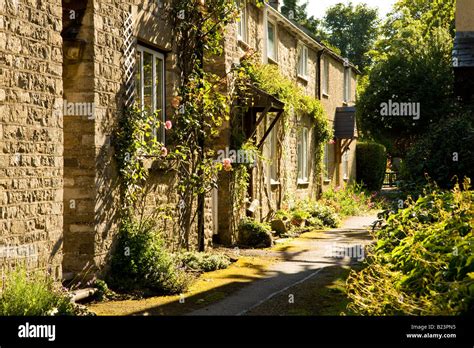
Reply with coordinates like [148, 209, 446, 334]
[161, 147, 168, 157]
[165, 120, 172, 130]
[224, 163, 232, 172]
[222, 158, 232, 166]
[329, 139, 336, 145]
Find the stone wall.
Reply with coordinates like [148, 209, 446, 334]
[0, 0, 64, 277]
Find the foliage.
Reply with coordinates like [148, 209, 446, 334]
[293, 200, 341, 228]
[392, 0, 455, 37]
[347, 180, 474, 315]
[114, 107, 170, 214]
[400, 113, 474, 189]
[321, 184, 380, 218]
[175, 252, 231, 273]
[356, 142, 387, 191]
[321, 2, 380, 71]
[281, 0, 322, 36]
[238, 218, 273, 248]
[109, 220, 193, 294]
[0, 268, 76, 316]
[357, 3, 455, 155]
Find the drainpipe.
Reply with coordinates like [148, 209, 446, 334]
[263, 4, 268, 64]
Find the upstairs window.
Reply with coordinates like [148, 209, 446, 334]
[237, 0, 248, 42]
[135, 45, 166, 142]
[322, 56, 329, 96]
[297, 127, 309, 183]
[267, 20, 277, 62]
[297, 45, 309, 78]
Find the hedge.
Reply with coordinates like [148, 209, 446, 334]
[356, 142, 387, 191]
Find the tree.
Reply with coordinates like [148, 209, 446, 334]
[357, 0, 456, 156]
[322, 2, 379, 71]
[281, 0, 323, 38]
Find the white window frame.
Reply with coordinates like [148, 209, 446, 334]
[297, 44, 309, 79]
[237, 0, 248, 43]
[266, 19, 278, 63]
[343, 147, 350, 180]
[344, 68, 351, 103]
[297, 127, 309, 184]
[136, 45, 166, 143]
[322, 56, 329, 96]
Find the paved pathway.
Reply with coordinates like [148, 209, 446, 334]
[189, 215, 377, 316]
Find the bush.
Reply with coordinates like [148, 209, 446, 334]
[238, 218, 273, 248]
[321, 184, 379, 217]
[108, 220, 192, 294]
[176, 252, 231, 273]
[347, 179, 474, 315]
[401, 114, 474, 189]
[307, 202, 341, 228]
[0, 268, 76, 316]
[356, 142, 387, 191]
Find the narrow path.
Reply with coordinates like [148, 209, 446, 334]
[189, 215, 377, 316]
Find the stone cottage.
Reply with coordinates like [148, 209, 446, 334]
[0, 0, 358, 280]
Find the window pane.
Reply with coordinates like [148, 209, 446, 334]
[156, 56, 164, 141]
[143, 52, 153, 113]
[135, 51, 142, 108]
[267, 22, 275, 59]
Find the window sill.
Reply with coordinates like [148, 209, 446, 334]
[323, 179, 331, 184]
[267, 56, 279, 65]
[238, 38, 250, 50]
[322, 93, 330, 98]
[342, 101, 349, 106]
[297, 74, 309, 83]
[297, 180, 310, 186]
[270, 179, 281, 187]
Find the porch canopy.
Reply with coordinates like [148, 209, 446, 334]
[244, 85, 285, 149]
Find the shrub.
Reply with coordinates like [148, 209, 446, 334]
[108, 220, 192, 294]
[321, 184, 379, 217]
[347, 179, 474, 315]
[308, 203, 341, 228]
[401, 114, 474, 189]
[176, 252, 231, 273]
[238, 218, 273, 248]
[0, 268, 76, 316]
[356, 142, 387, 191]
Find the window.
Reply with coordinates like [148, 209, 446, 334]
[237, 0, 248, 42]
[297, 45, 308, 78]
[344, 68, 351, 103]
[323, 143, 330, 181]
[297, 127, 309, 183]
[343, 148, 350, 180]
[322, 56, 329, 96]
[269, 122, 279, 183]
[266, 20, 277, 62]
[135, 45, 166, 142]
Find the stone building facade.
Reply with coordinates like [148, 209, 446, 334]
[0, 0, 358, 279]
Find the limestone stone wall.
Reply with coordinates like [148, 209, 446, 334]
[0, 0, 64, 277]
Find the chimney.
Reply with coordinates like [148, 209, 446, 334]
[268, 0, 281, 11]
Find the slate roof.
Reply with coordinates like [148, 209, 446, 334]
[453, 32, 474, 68]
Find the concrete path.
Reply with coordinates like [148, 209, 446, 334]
[189, 215, 378, 316]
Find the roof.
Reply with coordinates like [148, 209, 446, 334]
[453, 32, 474, 68]
[334, 107, 357, 139]
[265, 4, 361, 75]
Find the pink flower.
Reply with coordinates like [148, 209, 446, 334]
[161, 146, 168, 157]
[165, 120, 173, 130]
[222, 158, 232, 166]
[329, 139, 336, 145]
[224, 163, 233, 172]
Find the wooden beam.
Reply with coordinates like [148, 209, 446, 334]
[257, 109, 284, 149]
